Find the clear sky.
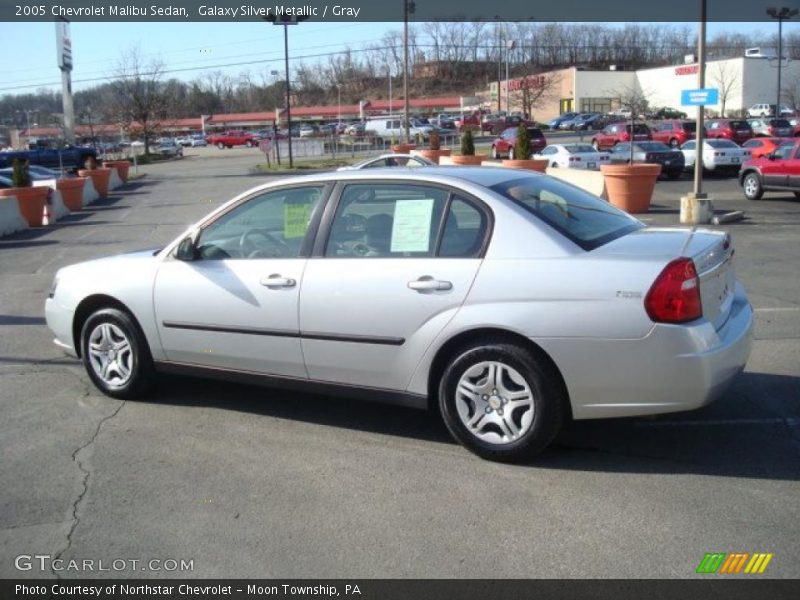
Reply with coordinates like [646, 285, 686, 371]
[0, 20, 795, 95]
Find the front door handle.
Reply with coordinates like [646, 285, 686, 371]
[408, 276, 452, 292]
[260, 274, 296, 288]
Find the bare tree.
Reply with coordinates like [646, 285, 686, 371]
[708, 61, 739, 118]
[782, 72, 800, 113]
[110, 46, 171, 154]
[508, 69, 561, 121]
[610, 83, 651, 163]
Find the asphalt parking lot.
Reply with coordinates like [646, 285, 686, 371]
[1, 148, 798, 579]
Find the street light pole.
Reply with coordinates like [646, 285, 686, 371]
[767, 6, 799, 116]
[403, 0, 415, 143]
[505, 39, 516, 114]
[692, 0, 707, 199]
[336, 83, 342, 126]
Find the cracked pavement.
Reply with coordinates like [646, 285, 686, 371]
[0, 148, 798, 579]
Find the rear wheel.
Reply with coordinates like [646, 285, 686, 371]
[245, 140, 254, 148]
[217, 142, 225, 149]
[80, 308, 155, 399]
[491, 145, 499, 159]
[742, 172, 764, 200]
[666, 169, 682, 180]
[508, 148, 515, 160]
[438, 341, 565, 462]
[669, 138, 679, 148]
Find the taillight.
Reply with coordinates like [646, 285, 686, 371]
[569, 156, 581, 161]
[644, 258, 702, 323]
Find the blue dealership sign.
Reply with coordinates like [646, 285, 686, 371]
[681, 88, 720, 106]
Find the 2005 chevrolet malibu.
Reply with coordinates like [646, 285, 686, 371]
[45, 167, 753, 461]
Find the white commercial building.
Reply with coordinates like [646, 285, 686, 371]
[491, 56, 800, 122]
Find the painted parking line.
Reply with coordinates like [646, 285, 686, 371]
[638, 417, 800, 427]
[754, 307, 800, 313]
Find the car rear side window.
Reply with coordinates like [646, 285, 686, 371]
[439, 198, 487, 258]
[490, 176, 643, 251]
[325, 184, 449, 258]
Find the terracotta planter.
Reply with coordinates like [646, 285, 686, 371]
[57, 177, 86, 212]
[391, 144, 416, 153]
[450, 154, 488, 166]
[601, 164, 662, 213]
[412, 149, 451, 164]
[501, 159, 549, 172]
[0, 186, 49, 227]
[78, 168, 112, 198]
[103, 160, 131, 183]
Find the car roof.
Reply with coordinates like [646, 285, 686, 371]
[261, 166, 539, 190]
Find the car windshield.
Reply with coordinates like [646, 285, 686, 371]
[565, 144, 597, 153]
[635, 142, 671, 151]
[706, 139, 738, 149]
[490, 176, 643, 251]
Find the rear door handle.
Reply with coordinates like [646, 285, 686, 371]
[408, 276, 452, 292]
[260, 274, 296, 288]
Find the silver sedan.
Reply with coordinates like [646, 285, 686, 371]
[45, 167, 753, 461]
[337, 153, 437, 170]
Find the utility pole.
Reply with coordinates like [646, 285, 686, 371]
[692, 0, 707, 200]
[55, 18, 75, 145]
[767, 6, 799, 116]
[265, 14, 308, 168]
[505, 39, 516, 113]
[403, 0, 415, 143]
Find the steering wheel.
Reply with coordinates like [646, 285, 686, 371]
[239, 229, 291, 258]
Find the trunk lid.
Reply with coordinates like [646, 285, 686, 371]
[593, 228, 736, 330]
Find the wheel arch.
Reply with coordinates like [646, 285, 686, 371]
[425, 327, 572, 419]
[739, 167, 761, 186]
[72, 294, 144, 358]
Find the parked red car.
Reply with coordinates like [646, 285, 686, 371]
[705, 119, 754, 144]
[455, 112, 482, 132]
[484, 115, 531, 136]
[490, 126, 547, 159]
[740, 138, 800, 200]
[591, 122, 651, 150]
[206, 130, 259, 149]
[650, 120, 696, 147]
[742, 137, 792, 159]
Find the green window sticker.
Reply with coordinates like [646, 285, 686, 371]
[284, 202, 311, 239]
[391, 198, 434, 253]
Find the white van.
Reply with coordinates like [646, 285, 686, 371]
[364, 116, 433, 141]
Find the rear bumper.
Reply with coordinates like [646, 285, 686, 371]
[540, 283, 754, 419]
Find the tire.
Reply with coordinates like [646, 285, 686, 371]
[669, 138, 679, 148]
[80, 308, 155, 399]
[438, 340, 565, 462]
[551, 162, 558, 168]
[666, 169, 682, 180]
[245, 140, 254, 148]
[794, 192, 800, 199]
[508, 148, 515, 160]
[217, 142, 225, 149]
[742, 172, 764, 200]
[491, 145, 499, 159]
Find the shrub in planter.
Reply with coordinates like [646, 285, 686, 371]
[451, 130, 487, 165]
[514, 123, 531, 160]
[0, 159, 49, 227]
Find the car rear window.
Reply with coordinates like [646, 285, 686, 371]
[627, 124, 650, 134]
[707, 139, 738, 149]
[636, 142, 671, 151]
[681, 122, 697, 133]
[771, 119, 791, 127]
[527, 128, 544, 139]
[729, 121, 752, 130]
[490, 176, 644, 251]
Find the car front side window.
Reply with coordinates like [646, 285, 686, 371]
[196, 186, 324, 260]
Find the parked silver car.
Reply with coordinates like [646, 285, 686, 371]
[45, 168, 753, 461]
[337, 153, 437, 170]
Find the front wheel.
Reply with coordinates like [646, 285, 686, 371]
[217, 142, 225, 149]
[742, 172, 764, 200]
[80, 308, 155, 399]
[508, 148, 515, 160]
[245, 140, 254, 147]
[491, 145, 499, 159]
[438, 341, 565, 462]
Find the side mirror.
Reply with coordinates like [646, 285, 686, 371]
[175, 236, 199, 261]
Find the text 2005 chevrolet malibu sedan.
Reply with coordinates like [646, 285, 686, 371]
[45, 167, 753, 461]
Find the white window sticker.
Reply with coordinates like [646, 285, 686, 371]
[391, 198, 434, 253]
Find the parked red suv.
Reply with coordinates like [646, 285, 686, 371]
[651, 120, 696, 147]
[705, 119, 754, 144]
[491, 126, 547, 159]
[591, 123, 652, 150]
[206, 130, 259, 149]
[739, 138, 800, 200]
